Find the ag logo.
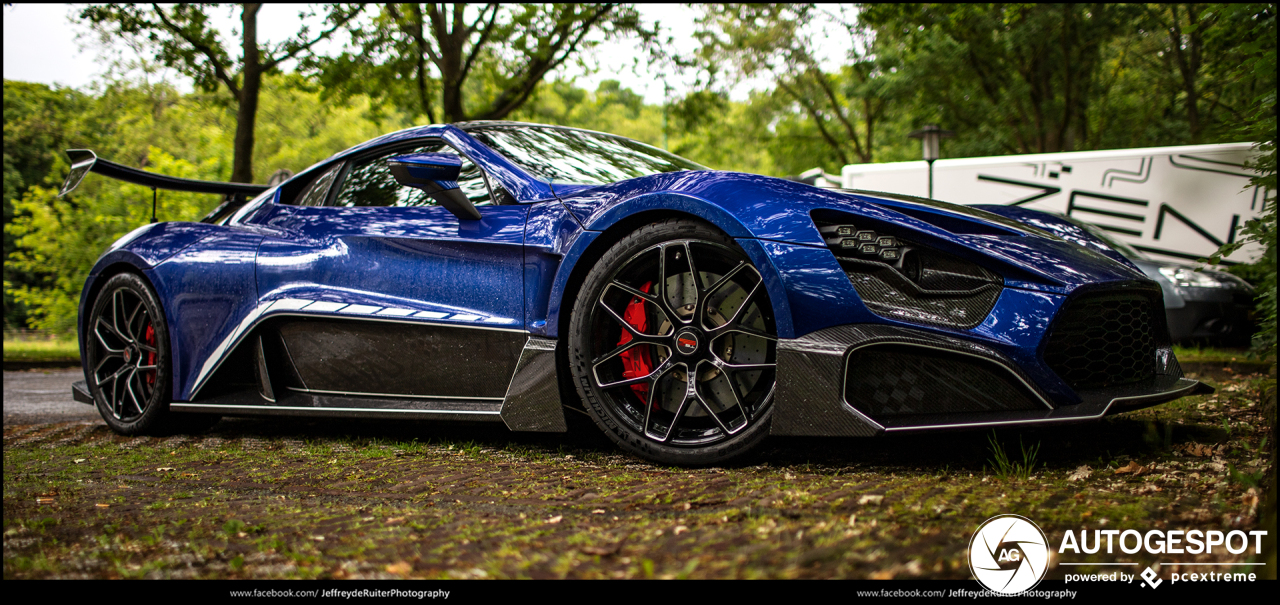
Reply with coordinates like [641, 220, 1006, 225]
[969, 514, 1049, 594]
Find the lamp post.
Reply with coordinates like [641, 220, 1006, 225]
[908, 124, 954, 199]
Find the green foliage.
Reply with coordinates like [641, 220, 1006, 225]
[312, 4, 653, 124]
[1205, 4, 1277, 358]
[986, 432, 1040, 481]
[3, 82, 94, 328]
[2, 76, 408, 334]
[6, 148, 219, 333]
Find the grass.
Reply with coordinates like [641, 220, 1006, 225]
[1173, 345, 1274, 364]
[2, 335, 79, 362]
[985, 431, 1040, 481]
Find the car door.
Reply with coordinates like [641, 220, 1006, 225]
[253, 139, 530, 403]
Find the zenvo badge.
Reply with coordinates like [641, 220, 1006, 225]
[969, 514, 1049, 594]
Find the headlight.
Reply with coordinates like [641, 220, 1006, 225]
[817, 220, 1003, 329]
[1157, 266, 1232, 289]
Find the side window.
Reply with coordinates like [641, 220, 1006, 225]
[294, 164, 343, 207]
[331, 142, 495, 208]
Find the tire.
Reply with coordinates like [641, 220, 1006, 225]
[568, 219, 777, 465]
[85, 273, 219, 435]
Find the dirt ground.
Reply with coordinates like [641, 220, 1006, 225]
[4, 367, 1274, 579]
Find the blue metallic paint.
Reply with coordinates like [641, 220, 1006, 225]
[76, 122, 1203, 432]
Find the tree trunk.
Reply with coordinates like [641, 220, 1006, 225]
[231, 3, 262, 184]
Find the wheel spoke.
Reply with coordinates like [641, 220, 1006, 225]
[721, 279, 764, 329]
[656, 244, 687, 325]
[596, 355, 675, 390]
[695, 361, 750, 436]
[715, 325, 778, 342]
[123, 367, 144, 415]
[92, 354, 117, 378]
[708, 356, 776, 373]
[605, 281, 673, 332]
[111, 290, 133, 344]
[125, 298, 146, 341]
[651, 365, 698, 443]
[682, 242, 703, 294]
[641, 362, 679, 440]
[703, 261, 748, 301]
[608, 280, 658, 305]
[105, 364, 131, 419]
[596, 298, 669, 343]
[95, 321, 126, 354]
[592, 338, 646, 367]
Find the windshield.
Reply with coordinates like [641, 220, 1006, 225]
[468, 126, 707, 186]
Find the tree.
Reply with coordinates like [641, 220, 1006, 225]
[861, 4, 1137, 155]
[312, 4, 650, 123]
[694, 4, 893, 165]
[80, 3, 363, 183]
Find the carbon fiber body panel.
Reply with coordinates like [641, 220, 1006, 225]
[500, 337, 568, 432]
[772, 324, 1044, 436]
[844, 344, 1044, 416]
[771, 323, 1206, 437]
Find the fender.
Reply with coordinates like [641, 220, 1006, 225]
[542, 197, 796, 339]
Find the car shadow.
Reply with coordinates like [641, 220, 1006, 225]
[195, 412, 1230, 473]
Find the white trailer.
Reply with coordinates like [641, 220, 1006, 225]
[841, 143, 1266, 264]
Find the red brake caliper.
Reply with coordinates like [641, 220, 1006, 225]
[617, 281, 654, 405]
[144, 324, 157, 387]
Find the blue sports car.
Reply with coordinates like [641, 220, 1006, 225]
[61, 122, 1211, 465]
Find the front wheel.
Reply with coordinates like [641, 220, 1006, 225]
[85, 272, 218, 435]
[568, 219, 777, 465]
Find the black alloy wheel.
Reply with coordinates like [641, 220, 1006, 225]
[86, 273, 219, 435]
[569, 219, 777, 465]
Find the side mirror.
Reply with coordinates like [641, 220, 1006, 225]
[388, 153, 481, 220]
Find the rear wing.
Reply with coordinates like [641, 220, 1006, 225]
[60, 149, 269, 197]
[59, 149, 270, 223]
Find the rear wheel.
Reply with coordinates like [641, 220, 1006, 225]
[568, 219, 777, 465]
[86, 273, 219, 435]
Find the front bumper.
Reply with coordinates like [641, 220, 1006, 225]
[770, 324, 1213, 437]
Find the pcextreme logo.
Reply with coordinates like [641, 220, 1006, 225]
[969, 514, 1050, 594]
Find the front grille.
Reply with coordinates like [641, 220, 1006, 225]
[1044, 293, 1157, 389]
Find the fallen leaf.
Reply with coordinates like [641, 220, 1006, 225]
[74, 459, 86, 464]
[1068, 465, 1092, 481]
[95, 503, 109, 508]
[591, 509, 605, 515]
[386, 561, 412, 575]
[546, 515, 563, 524]
[385, 516, 405, 525]
[156, 467, 176, 472]
[674, 525, 688, 535]
[311, 535, 325, 541]
[581, 544, 621, 556]
[858, 495, 884, 506]
[36, 497, 55, 505]
[870, 570, 895, 580]
[1114, 461, 1147, 476]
